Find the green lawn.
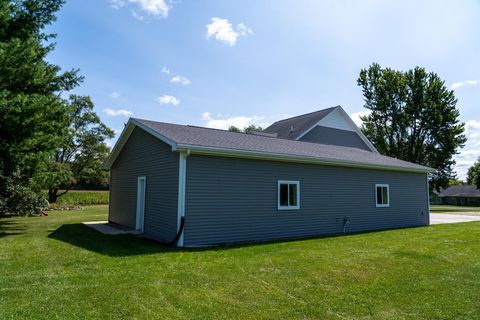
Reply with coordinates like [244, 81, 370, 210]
[430, 204, 480, 213]
[1, 207, 479, 319]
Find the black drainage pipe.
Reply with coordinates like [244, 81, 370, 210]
[168, 216, 185, 246]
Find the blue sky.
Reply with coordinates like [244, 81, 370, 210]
[47, 0, 480, 179]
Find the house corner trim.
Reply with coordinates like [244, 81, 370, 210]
[176, 150, 189, 246]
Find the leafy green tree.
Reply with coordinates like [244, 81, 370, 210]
[448, 178, 465, 186]
[357, 63, 466, 190]
[228, 125, 263, 133]
[0, 1, 84, 214]
[36, 95, 114, 203]
[228, 125, 241, 133]
[466, 158, 480, 188]
[0, 0, 80, 175]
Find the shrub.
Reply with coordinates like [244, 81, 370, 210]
[0, 171, 46, 217]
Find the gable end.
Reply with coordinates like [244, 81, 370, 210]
[105, 118, 178, 169]
[295, 107, 378, 153]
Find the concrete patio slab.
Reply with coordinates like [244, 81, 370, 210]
[83, 221, 140, 235]
[430, 214, 480, 225]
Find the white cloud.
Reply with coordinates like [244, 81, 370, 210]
[103, 108, 133, 117]
[206, 18, 253, 46]
[109, 0, 171, 19]
[350, 110, 371, 127]
[109, 0, 126, 9]
[161, 66, 170, 75]
[157, 95, 180, 105]
[170, 75, 190, 85]
[131, 10, 144, 20]
[110, 91, 120, 99]
[451, 80, 479, 90]
[201, 112, 266, 130]
[236, 23, 253, 37]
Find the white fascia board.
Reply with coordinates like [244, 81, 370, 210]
[295, 106, 379, 154]
[104, 120, 135, 169]
[294, 107, 338, 140]
[104, 118, 177, 169]
[130, 118, 178, 150]
[336, 107, 379, 154]
[316, 107, 355, 132]
[175, 144, 434, 174]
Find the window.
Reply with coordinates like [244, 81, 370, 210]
[278, 180, 300, 210]
[375, 184, 390, 207]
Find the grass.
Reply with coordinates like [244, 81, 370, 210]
[45, 190, 109, 206]
[1, 207, 479, 319]
[430, 204, 480, 213]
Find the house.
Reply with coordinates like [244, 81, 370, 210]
[429, 191, 442, 205]
[105, 106, 432, 247]
[436, 185, 480, 206]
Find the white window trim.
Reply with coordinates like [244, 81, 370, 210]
[375, 184, 390, 208]
[277, 180, 300, 210]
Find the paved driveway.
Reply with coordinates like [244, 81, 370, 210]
[430, 214, 480, 225]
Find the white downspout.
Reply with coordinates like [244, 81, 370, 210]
[426, 174, 430, 225]
[176, 150, 189, 247]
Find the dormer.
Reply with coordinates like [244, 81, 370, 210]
[263, 106, 377, 153]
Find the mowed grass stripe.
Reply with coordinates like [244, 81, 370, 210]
[0, 206, 479, 319]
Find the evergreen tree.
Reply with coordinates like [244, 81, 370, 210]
[0, 1, 111, 214]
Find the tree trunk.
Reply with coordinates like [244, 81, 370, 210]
[48, 188, 58, 203]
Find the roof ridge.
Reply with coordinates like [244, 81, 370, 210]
[179, 124, 380, 154]
[268, 106, 338, 125]
[185, 125, 293, 141]
[135, 118, 284, 140]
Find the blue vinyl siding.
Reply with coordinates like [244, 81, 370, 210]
[109, 127, 178, 242]
[183, 154, 429, 246]
[299, 125, 371, 151]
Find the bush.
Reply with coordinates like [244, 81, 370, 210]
[0, 171, 46, 217]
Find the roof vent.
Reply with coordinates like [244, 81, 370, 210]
[249, 131, 278, 138]
[289, 125, 294, 135]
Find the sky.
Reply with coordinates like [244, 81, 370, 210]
[46, 0, 480, 179]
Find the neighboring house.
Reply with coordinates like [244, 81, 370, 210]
[105, 106, 432, 247]
[437, 185, 480, 206]
[429, 191, 442, 205]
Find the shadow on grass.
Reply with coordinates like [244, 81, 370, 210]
[48, 223, 180, 257]
[0, 219, 25, 238]
[47, 221, 435, 257]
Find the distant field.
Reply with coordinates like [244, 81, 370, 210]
[430, 205, 480, 213]
[45, 190, 109, 206]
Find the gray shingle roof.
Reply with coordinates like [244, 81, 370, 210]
[131, 118, 432, 173]
[439, 185, 480, 198]
[263, 106, 337, 139]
